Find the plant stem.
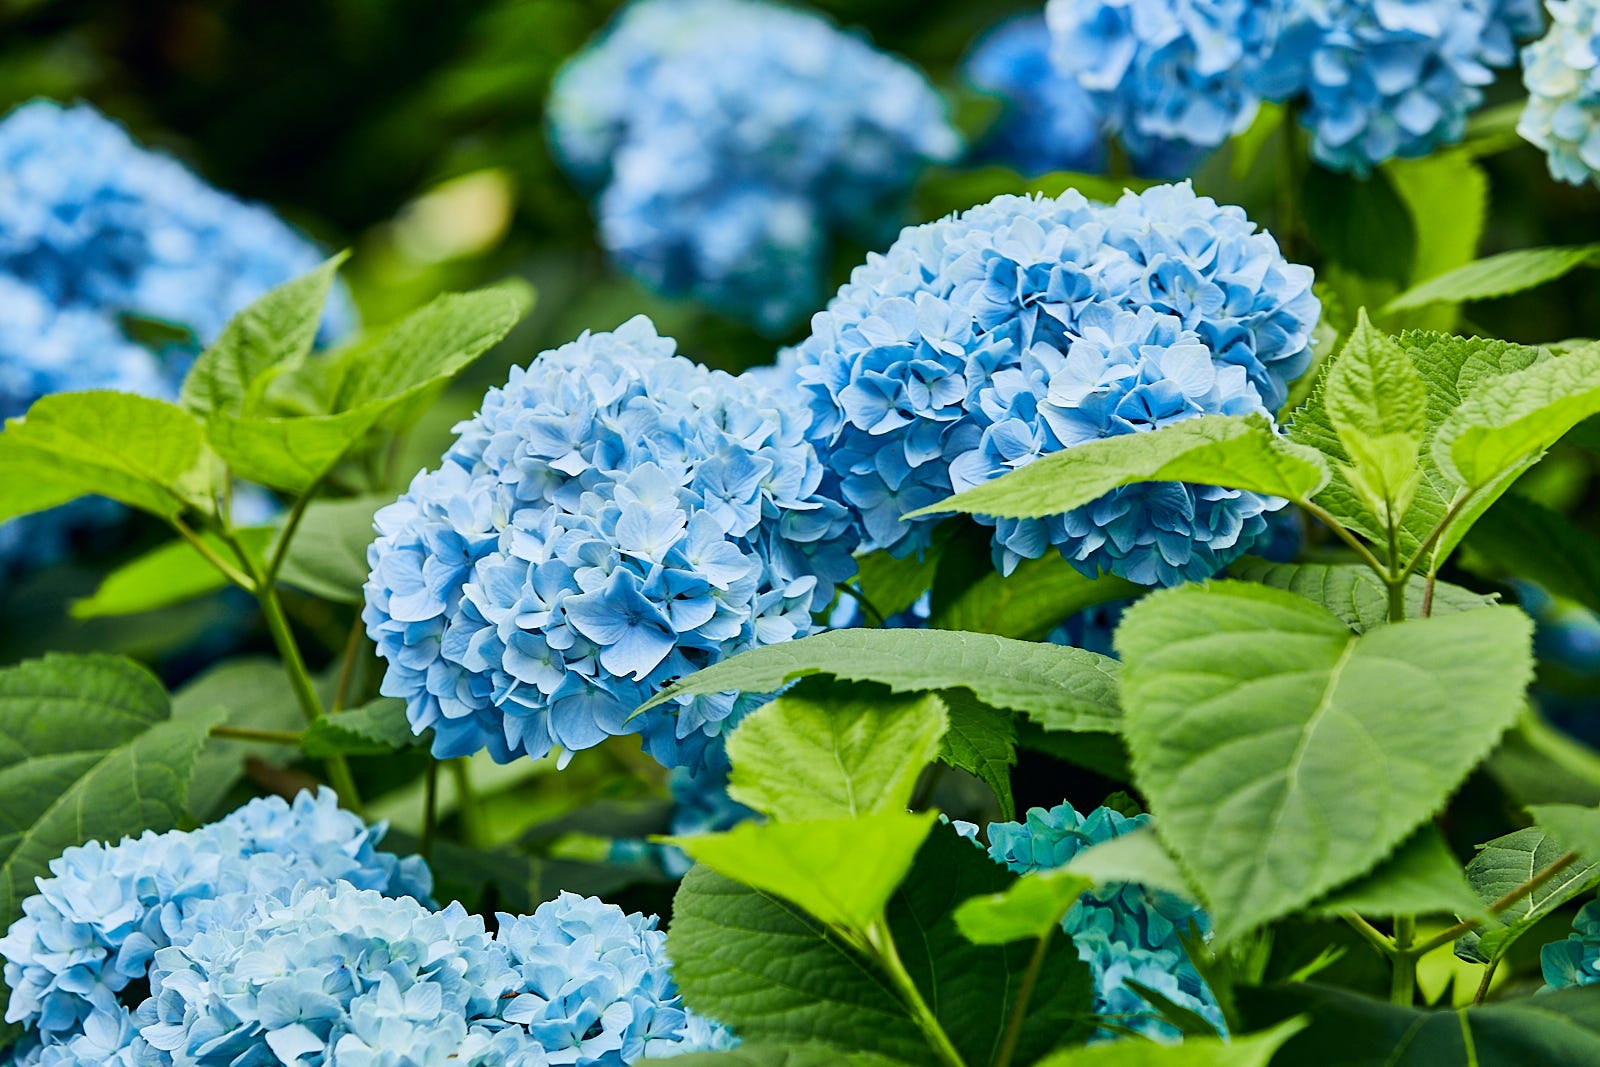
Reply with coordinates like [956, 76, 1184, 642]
[210, 724, 304, 744]
[994, 929, 1053, 1067]
[1298, 501, 1388, 577]
[451, 758, 489, 847]
[1386, 523, 1405, 624]
[1421, 570, 1437, 618]
[1391, 916, 1417, 1005]
[1343, 913, 1395, 957]
[172, 517, 256, 590]
[867, 920, 967, 1067]
[265, 476, 322, 581]
[1474, 959, 1500, 1006]
[420, 757, 440, 864]
[835, 583, 886, 627]
[1408, 850, 1581, 956]
[330, 617, 366, 713]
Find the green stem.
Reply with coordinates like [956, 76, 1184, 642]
[1474, 959, 1500, 1006]
[835, 583, 886, 627]
[867, 921, 968, 1067]
[451, 758, 488, 847]
[210, 724, 304, 744]
[994, 929, 1053, 1067]
[265, 478, 320, 581]
[172, 517, 256, 591]
[1391, 916, 1417, 1005]
[1408, 850, 1581, 956]
[1298, 501, 1388, 577]
[1343, 913, 1395, 957]
[330, 617, 365, 713]
[420, 757, 440, 864]
[1421, 570, 1437, 618]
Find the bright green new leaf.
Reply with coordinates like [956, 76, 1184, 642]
[72, 536, 234, 619]
[666, 812, 936, 937]
[207, 405, 389, 493]
[928, 554, 1139, 640]
[1307, 826, 1487, 920]
[1117, 581, 1533, 942]
[726, 679, 947, 822]
[1386, 244, 1600, 312]
[1033, 1017, 1306, 1067]
[273, 495, 389, 603]
[636, 627, 1121, 735]
[1385, 150, 1489, 331]
[953, 867, 1092, 944]
[0, 391, 213, 522]
[301, 698, 420, 757]
[1323, 311, 1427, 526]
[1228, 559, 1495, 633]
[1064, 826, 1195, 900]
[1531, 804, 1600, 865]
[1456, 826, 1600, 963]
[179, 254, 347, 416]
[907, 414, 1328, 522]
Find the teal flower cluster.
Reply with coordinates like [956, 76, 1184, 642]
[1520, 0, 1600, 185]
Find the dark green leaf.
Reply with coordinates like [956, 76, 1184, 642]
[301, 698, 419, 757]
[929, 553, 1139, 641]
[1032, 1017, 1304, 1066]
[171, 658, 308, 820]
[274, 495, 388, 604]
[938, 689, 1017, 819]
[1467, 495, 1600, 618]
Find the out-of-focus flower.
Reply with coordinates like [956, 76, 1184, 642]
[363, 316, 858, 771]
[963, 16, 1109, 176]
[548, 0, 958, 331]
[1520, 0, 1600, 185]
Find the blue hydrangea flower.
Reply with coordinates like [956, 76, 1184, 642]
[1519, 0, 1600, 185]
[1543, 895, 1600, 988]
[980, 802, 1223, 1042]
[1257, 0, 1542, 172]
[548, 0, 959, 331]
[964, 17, 1109, 176]
[787, 183, 1317, 586]
[1045, 0, 1289, 167]
[363, 316, 859, 771]
[0, 789, 429, 1050]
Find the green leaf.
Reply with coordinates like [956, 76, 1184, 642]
[0, 654, 222, 930]
[1466, 496, 1600, 618]
[1385, 151, 1489, 330]
[71, 535, 234, 619]
[666, 813, 936, 937]
[938, 689, 1017, 819]
[179, 254, 347, 416]
[953, 867, 1092, 944]
[301, 698, 419, 757]
[171, 658, 308, 820]
[1386, 245, 1600, 312]
[637, 628, 1122, 735]
[1063, 825, 1195, 900]
[1241, 983, 1600, 1066]
[907, 415, 1328, 523]
[1032, 1017, 1306, 1067]
[1435, 342, 1600, 490]
[1531, 804, 1600, 865]
[852, 547, 941, 620]
[1304, 166, 1417, 287]
[1306, 826, 1487, 920]
[1116, 581, 1534, 942]
[1455, 826, 1600, 963]
[1322, 310, 1427, 526]
[0, 392, 212, 522]
[928, 553, 1139, 641]
[726, 678, 947, 822]
[1227, 558, 1495, 633]
[649, 1047, 911, 1067]
[274, 495, 387, 603]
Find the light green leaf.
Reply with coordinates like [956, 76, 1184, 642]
[1064, 825, 1195, 900]
[207, 406, 389, 493]
[908, 414, 1329, 522]
[726, 679, 946, 822]
[1117, 581, 1534, 942]
[0, 391, 212, 522]
[637, 628, 1121, 735]
[1227, 558, 1495, 633]
[648, 1047, 911, 1067]
[171, 658, 308, 821]
[71, 536, 234, 619]
[274, 495, 387, 603]
[179, 254, 347, 416]
[1323, 310, 1427, 526]
[1307, 826, 1487, 920]
[667, 813, 936, 937]
[1386, 244, 1600, 312]
[928, 554, 1139, 641]
[953, 867, 1092, 944]
[0, 654, 221, 929]
[301, 698, 420, 757]
[1033, 1017, 1306, 1067]
[938, 689, 1017, 819]
[1455, 826, 1600, 963]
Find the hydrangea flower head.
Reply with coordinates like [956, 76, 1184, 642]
[982, 801, 1223, 1042]
[1519, 0, 1600, 185]
[1045, 0, 1288, 166]
[0, 789, 428, 1047]
[1259, 0, 1542, 172]
[1543, 895, 1600, 988]
[788, 183, 1317, 585]
[548, 0, 959, 330]
[363, 316, 858, 770]
[963, 16, 1109, 176]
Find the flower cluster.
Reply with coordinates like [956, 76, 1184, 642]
[1519, 0, 1600, 186]
[0, 790, 430, 1061]
[1260, 0, 1543, 173]
[548, 0, 959, 331]
[963, 17, 1110, 177]
[364, 316, 858, 771]
[1543, 895, 1600, 988]
[976, 802, 1223, 1042]
[787, 183, 1317, 586]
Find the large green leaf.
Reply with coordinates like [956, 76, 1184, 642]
[71, 535, 235, 619]
[0, 655, 221, 929]
[667, 813, 936, 938]
[301, 698, 420, 757]
[179, 254, 346, 416]
[637, 628, 1122, 734]
[1530, 804, 1600, 866]
[1386, 244, 1600, 312]
[851, 547, 941, 620]
[1456, 826, 1600, 963]
[1384, 150, 1489, 331]
[1306, 826, 1486, 920]
[1116, 581, 1533, 942]
[1033, 1017, 1305, 1067]
[953, 867, 1093, 944]
[1227, 558, 1495, 633]
[0, 392, 212, 522]
[726, 679, 946, 822]
[1322, 311, 1427, 527]
[908, 415, 1328, 523]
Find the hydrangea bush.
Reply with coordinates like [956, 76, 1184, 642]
[548, 0, 958, 331]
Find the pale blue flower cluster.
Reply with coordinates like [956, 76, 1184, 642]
[548, 0, 959, 331]
[963, 17, 1109, 176]
[1045, 0, 1288, 166]
[1258, 0, 1542, 172]
[363, 316, 858, 771]
[788, 184, 1317, 586]
[0, 790, 430, 1063]
[1543, 895, 1600, 988]
[979, 802, 1223, 1042]
[1519, 0, 1600, 185]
